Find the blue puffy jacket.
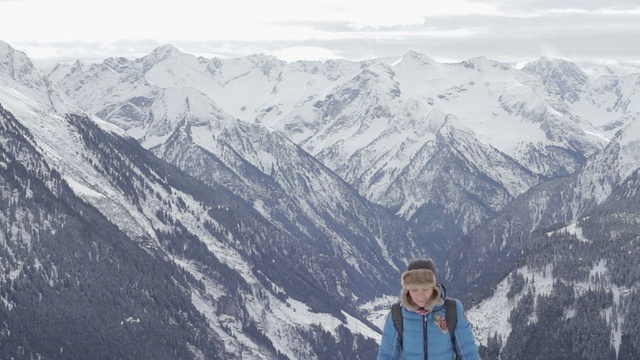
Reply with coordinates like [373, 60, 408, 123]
[377, 289, 480, 359]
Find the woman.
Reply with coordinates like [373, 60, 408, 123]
[377, 259, 480, 359]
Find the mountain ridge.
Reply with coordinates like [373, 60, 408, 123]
[2, 38, 640, 358]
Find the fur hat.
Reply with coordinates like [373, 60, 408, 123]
[401, 259, 443, 311]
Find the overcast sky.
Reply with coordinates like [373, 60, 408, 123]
[2, 0, 640, 69]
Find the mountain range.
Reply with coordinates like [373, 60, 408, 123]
[1, 39, 639, 359]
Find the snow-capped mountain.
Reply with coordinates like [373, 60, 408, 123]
[46, 43, 435, 293]
[449, 111, 640, 291]
[1, 40, 409, 359]
[3, 37, 640, 359]
[450, 113, 640, 358]
[0, 101, 226, 359]
[50, 46, 627, 246]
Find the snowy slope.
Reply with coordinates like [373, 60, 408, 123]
[0, 40, 389, 359]
[6, 37, 640, 358]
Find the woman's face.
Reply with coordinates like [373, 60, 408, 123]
[409, 287, 434, 307]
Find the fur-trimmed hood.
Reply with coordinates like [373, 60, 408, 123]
[401, 267, 444, 312]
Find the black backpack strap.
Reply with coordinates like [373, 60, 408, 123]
[391, 302, 404, 347]
[445, 297, 459, 360]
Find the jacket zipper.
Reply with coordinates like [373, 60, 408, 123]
[423, 314, 428, 360]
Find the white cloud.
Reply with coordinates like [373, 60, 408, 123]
[2, 0, 498, 42]
[3, 0, 640, 66]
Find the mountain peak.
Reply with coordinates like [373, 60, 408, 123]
[70, 59, 84, 73]
[145, 44, 185, 63]
[246, 53, 282, 63]
[522, 56, 590, 102]
[134, 44, 189, 74]
[245, 53, 286, 76]
[0, 39, 12, 56]
[522, 56, 588, 78]
[102, 56, 134, 73]
[0, 40, 25, 68]
[0, 40, 44, 89]
[460, 56, 512, 72]
[398, 50, 437, 65]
